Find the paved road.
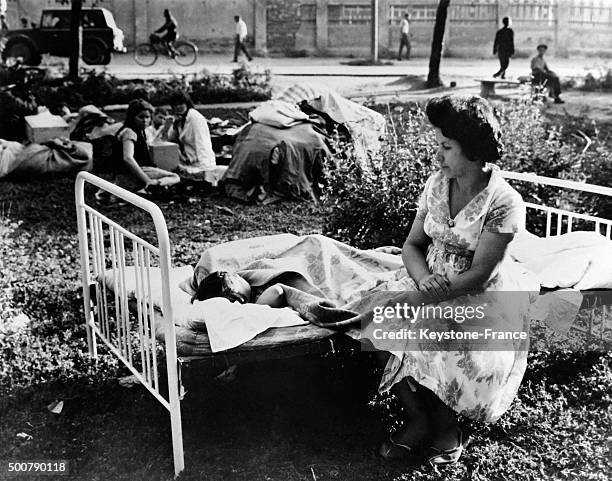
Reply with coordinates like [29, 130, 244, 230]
[94, 52, 603, 79]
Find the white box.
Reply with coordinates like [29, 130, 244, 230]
[25, 112, 70, 144]
[149, 141, 180, 171]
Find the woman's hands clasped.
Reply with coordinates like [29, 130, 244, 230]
[418, 273, 450, 301]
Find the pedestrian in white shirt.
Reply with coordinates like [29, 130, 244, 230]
[398, 13, 411, 60]
[233, 15, 252, 62]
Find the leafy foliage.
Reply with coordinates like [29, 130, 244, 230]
[322, 99, 612, 247]
[321, 104, 438, 249]
[579, 67, 612, 92]
[26, 66, 272, 110]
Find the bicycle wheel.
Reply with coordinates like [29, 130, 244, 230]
[134, 43, 158, 67]
[173, 41, 198, 67]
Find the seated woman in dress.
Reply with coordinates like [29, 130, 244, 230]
[96, 99, 179, 203]
[158, 90, 220, 185]
[375, 94, 533, 465]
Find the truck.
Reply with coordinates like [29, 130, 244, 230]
[2, 8, 126, 66]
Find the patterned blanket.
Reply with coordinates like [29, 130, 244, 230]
[187, 233, 418, 329]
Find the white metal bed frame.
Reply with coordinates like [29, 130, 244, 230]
[75, 170, 612, 478]
[75, 172, 184, 475]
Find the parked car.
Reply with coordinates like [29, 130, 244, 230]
[2, 8, 126, 66]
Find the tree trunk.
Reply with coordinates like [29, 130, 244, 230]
[69, 0, 82, 80]
[371, 0, 379, 63]
[426, 0, 450, 88]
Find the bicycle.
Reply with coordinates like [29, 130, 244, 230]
[134, 34, 198, 67]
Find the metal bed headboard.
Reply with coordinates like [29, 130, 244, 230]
[75, 171, 184, 477]
[500, 170, 612, 239]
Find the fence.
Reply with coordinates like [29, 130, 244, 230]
[294, 0, 612, 56]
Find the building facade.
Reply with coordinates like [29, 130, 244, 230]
[5, 0, 612, 57]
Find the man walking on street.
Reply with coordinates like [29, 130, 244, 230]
[397, 13, 411, 61]
[233, 15, 252, 62]
[492, 17, 514, 79]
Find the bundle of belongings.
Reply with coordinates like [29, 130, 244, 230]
[222, 83, 386, 203]
[0, 137, 92, 179]
[276, 83, 386, 162]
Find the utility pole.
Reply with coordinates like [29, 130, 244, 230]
[371, 0, 379, 63]
[69, 0, 82, 80]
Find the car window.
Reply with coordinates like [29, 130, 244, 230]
[81, 11, 104, 28]
[41, 12, 70, 29]
[41, 13, 59, 28]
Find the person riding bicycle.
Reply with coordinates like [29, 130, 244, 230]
[152, 9, 178, 58]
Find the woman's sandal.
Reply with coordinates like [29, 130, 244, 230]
[425, 428, 470, 467]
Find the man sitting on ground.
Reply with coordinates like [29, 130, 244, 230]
[530, 44, 564, 104]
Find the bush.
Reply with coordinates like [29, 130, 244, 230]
[321, 105, 438, 249]
[322, 99, 612, 248]
[579, 66, 612, 92]
[28, 65, 272, 110]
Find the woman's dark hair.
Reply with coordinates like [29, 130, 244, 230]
[425, 94, 503, 163]
[169, 90, 195, 110]
[124, 99, 153, 131]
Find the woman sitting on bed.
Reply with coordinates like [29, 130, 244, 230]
[374, 94, 534, 465]
[95, 99, 179, 203]
[159, 90, 219, 185]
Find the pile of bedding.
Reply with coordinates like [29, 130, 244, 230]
[222, 84, 386, 203]
[275, 83, 386, 161]
[0, 137, 92, 179]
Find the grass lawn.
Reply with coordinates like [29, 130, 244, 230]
[1, 106, 611, 481]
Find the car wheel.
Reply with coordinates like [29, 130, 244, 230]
[100, 51, 112, 65]
[3, 39, 41, 66]
[82, 39, 107, 65]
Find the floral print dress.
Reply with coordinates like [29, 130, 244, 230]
[379, 165, 539, 423]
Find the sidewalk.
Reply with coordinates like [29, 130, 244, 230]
[101, 53, 608, 81]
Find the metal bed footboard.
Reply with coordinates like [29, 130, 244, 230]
[75, 172, 184, 477]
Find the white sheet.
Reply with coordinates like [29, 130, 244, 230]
[508, 231, 612, 289]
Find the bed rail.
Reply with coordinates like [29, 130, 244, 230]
[500, 171, 612, 239]
[75, 172, 184, 477]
